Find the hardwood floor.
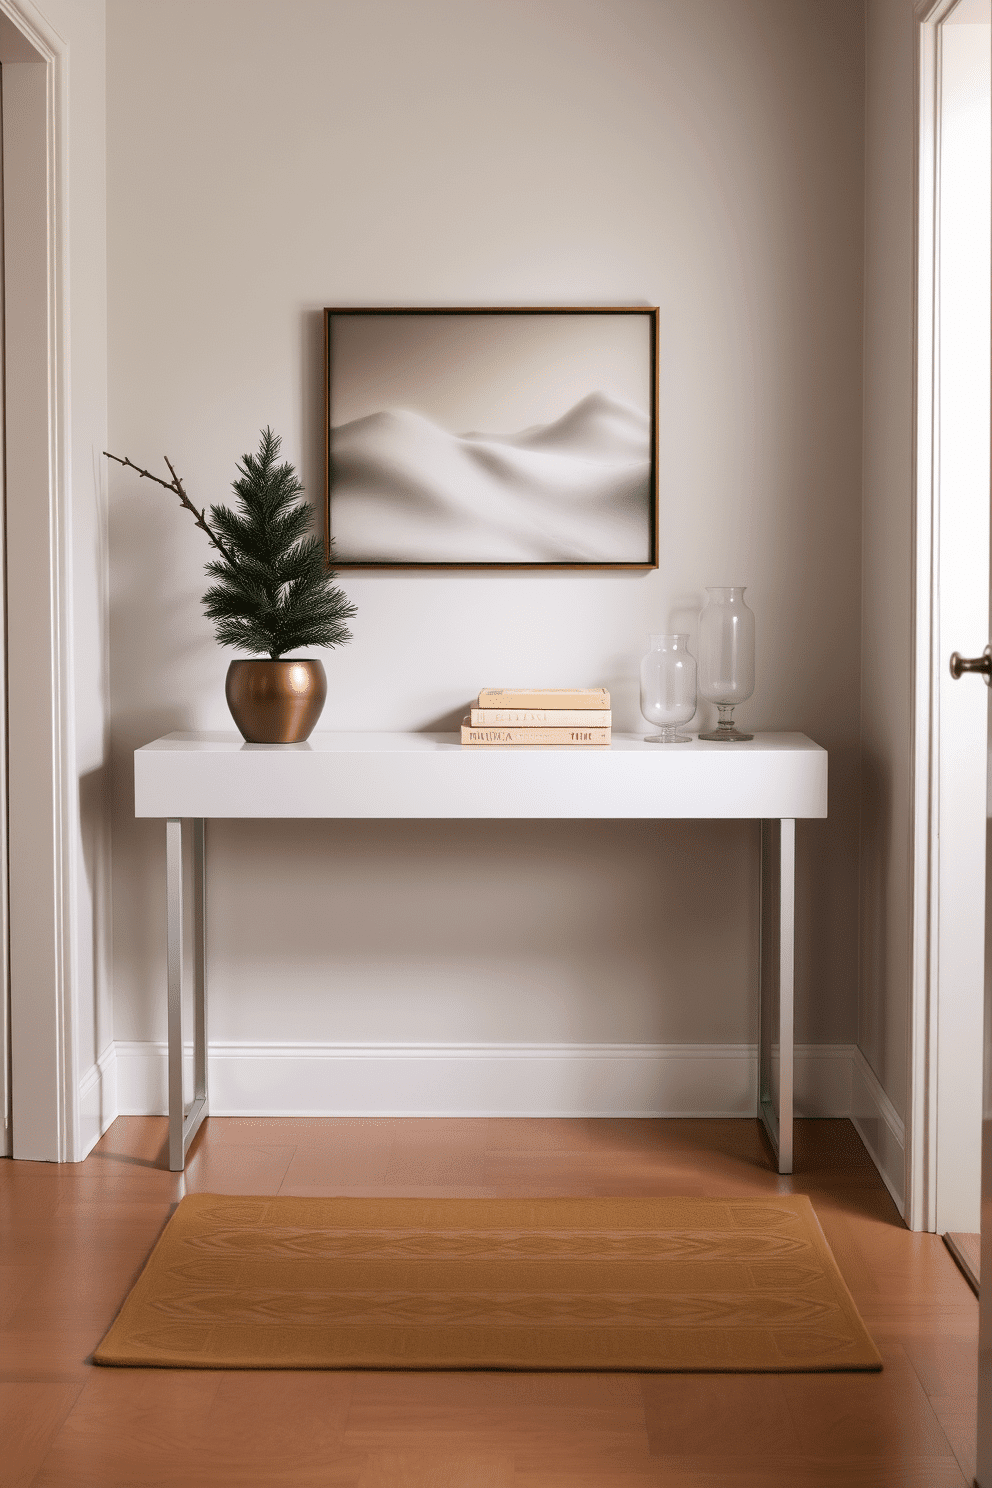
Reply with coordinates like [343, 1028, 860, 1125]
[0, 1116, 978, 1487]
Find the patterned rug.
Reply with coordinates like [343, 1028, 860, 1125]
[94, 1192, 882, 1371]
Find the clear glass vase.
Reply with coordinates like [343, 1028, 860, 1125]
[640, 633, 696, 743]
[697, 586, 755, 741]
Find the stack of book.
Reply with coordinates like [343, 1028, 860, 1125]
[461, 688, 612, 746]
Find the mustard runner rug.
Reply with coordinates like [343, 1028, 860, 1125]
[94, 1193, 881, 1371]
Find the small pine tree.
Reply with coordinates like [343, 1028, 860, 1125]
[202, 428, 356, 660]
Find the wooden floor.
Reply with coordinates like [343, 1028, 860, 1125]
[0, 1116, 979, 1487]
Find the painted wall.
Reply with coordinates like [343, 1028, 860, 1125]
[106, 0, 865, 1104]
[859, 0, 918, 1158]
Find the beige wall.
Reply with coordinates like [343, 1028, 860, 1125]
[106, 0, 865, 1074]
[860, 0, 918, 1127]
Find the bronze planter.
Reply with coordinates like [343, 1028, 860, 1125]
[225, 659, 327, 744]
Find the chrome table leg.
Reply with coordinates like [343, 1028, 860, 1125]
[167, 817, 208, 1172]
[758, 817, 795, 1174]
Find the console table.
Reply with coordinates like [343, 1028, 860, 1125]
[134, 730, 828, 1173]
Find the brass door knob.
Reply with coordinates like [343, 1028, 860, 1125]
[950, 645, 992, 682]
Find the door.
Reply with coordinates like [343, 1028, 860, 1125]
[945, 0, 992, 1457]
[0, 62, 6, 1160]
[983, 691, 992, 1481]
[967, 626, 992, 1480]
[935, 3, 992, 1232]
[937, 2, 992, 1477]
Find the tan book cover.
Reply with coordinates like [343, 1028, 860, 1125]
[461, 718, 611, 746]
[477, 687, 610, 710]
[471, 708, 613, 726]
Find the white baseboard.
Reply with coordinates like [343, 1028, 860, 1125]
[111, 1039, 859, 1120]
[78, 1038, 909, 1217]
[77, 1043, 118, 1160]
[850, 1047, 906, 1213]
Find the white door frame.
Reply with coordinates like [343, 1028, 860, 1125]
[0, 0, 76, 1162]
[909, 0, 991, 1231]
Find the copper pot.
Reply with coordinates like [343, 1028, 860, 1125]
[225, 658, 327, 743]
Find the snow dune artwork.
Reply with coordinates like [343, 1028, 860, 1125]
[329, 390, 653, 564]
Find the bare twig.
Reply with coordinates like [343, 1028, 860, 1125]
[104, 449, 236, 567]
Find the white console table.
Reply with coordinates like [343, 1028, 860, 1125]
[134, 730, 827, 1173]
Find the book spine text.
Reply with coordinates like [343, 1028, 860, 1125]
[461, 721, 611, 746]
[471, 709, 613, 726]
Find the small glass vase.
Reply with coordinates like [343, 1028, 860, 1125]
[640, 633, 696, 743]
[697, 586, 755, 741]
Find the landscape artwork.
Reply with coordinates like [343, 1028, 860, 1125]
[323, 308, 658, 568]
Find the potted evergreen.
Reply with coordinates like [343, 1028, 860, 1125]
[106, 428, 356, 742]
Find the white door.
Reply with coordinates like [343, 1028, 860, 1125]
[0, 61, 7, 1160]
[934, 4, 992, 1232]
[932, 2, 991, 1477]
[943, 0, 992, 1465]
[981, 678, 992, 1481]
[969, 586, 992, 1481]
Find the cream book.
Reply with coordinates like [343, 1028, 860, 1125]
[471, 708, 613, 726]
[477, 687, 610, 711]
[461, 718, 611, 746]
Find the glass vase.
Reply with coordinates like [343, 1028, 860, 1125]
[697, 586, 755, 741]
[640, 633, 696, 743]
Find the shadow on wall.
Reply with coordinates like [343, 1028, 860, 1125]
[858, 746, 891, 1082]
[78, 763, 111, 1069]
[419, 704, 474, 732]
[302, 308, 326, 538]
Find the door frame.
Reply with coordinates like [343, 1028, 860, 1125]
[0, 0, 76, 1162]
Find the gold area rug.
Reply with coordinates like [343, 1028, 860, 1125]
[94, 1193, 882, 1372]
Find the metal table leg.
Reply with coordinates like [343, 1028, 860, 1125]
[167, 817, 208, 1171]
[758, 817, 795, 1174]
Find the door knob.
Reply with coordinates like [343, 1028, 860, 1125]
[950, 645, 992, 682]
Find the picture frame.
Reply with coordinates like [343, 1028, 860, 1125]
[323, 306, 659, 570]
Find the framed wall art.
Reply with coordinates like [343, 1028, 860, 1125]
[323, 306, 659, 569]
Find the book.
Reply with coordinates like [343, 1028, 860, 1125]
[471, 708, 613, 726]
[476, 687, 610, 710]
[461, 718, 611, 746]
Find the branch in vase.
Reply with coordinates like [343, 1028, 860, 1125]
[104, 449, 236, 567]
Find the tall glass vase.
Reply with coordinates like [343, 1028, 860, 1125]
[697, 586, 755, 741]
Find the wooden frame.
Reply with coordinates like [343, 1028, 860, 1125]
[323, 306, 659, 570]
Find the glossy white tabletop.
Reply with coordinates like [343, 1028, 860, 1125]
[134, 730, 827, 820]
